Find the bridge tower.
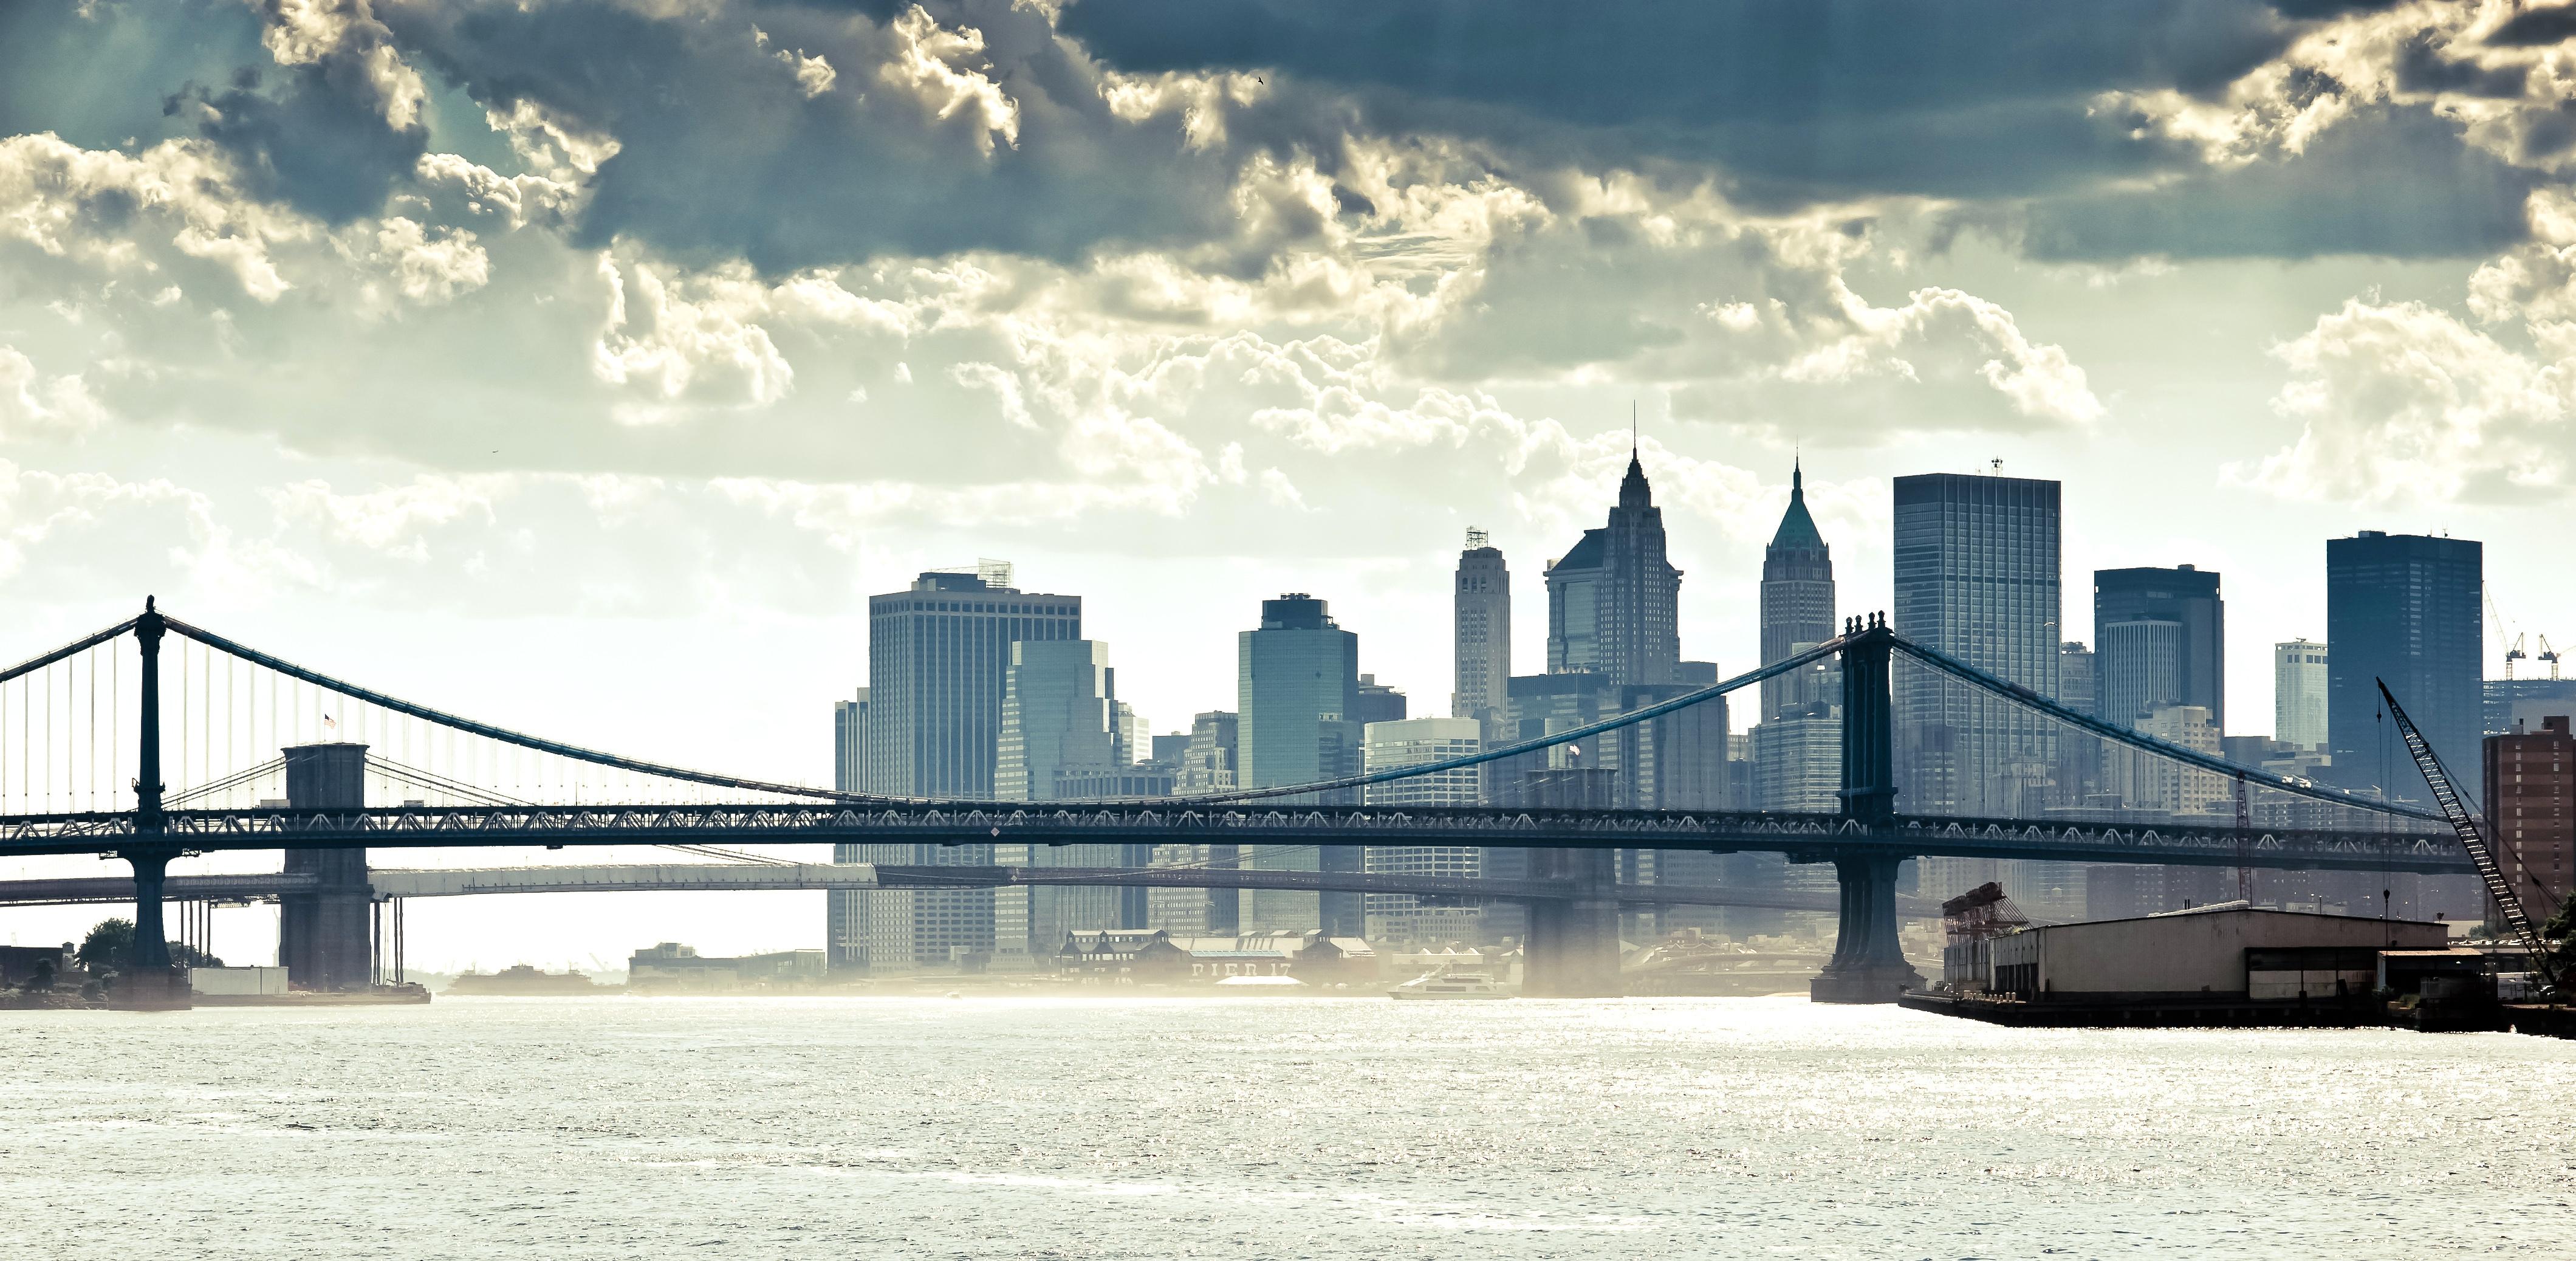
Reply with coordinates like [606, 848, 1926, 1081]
[279, 743, 373, 990]
[114, 598, 190, 1008]
[1516, 770, 1625, 998]
[1811, 614, 1924, 1003]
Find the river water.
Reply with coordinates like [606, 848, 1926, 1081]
[3, 996, 2569, 1258]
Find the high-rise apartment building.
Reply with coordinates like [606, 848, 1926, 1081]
[2275, 639, 2328, 751]
[1239, 594, 1363, 933]
[827, 688, 871, 972]
[1362, 716, 1487, 944]
[2326, 531, 2481, 805]
[1760, 460, 1835, 722]
[2484, 716, 2575, 924]
[1546, 452, 1682, 687]
[1453, 529, 1512, 738]
[2094, 566, 2225, 728]
[1892, 472, 2063, 820]
[842, 566, 1081, 972]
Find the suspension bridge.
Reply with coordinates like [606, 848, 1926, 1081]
[0, 600, 2466, 1003]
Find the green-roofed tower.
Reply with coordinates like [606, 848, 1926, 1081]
[1759, 458, 1835, 722]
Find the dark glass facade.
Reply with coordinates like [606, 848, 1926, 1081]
[2326, 531, 2481, 806]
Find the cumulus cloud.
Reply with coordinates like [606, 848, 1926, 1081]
[591, 253, 796, 410]
[0, 347, 108, 439]
[0, 132, 310, 301]
[2233, 297, 2571, 503]
[363, 216, 489, 303]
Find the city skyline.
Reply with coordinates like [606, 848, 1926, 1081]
[0, 455, 2534, 967]
[9, 1, 2576, 974]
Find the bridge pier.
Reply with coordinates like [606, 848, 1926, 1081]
[279, 743, 372, 990]
[113, 847, 190, 1008]
[1809, 854, 1922, 1003]
[1812, 614, 1920, 1003]
[1522, 847, 1622, 997]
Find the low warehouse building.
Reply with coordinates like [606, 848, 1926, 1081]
[1987, 903, 2447, 1004]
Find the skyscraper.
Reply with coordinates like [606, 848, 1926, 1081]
[996, 641, 1116, 802]
[1760, 459, 1835, 722]
[827, 688, 871, 972]
[843, 566, 1082, 972]
[1239, 594, 1362, 933]
[1453, 529, 1512, 738]
[1893, 472, 2063, 819]
[2326, 531, 2482, 804]
[2097, 619, 2182, 729]
[2274, 639, 2328, 751]
[2094, 566, 2224, 728]
[1546, 452, 1682, 687]
[992, 640, 1128, 961]
[2054, 641, 2102, 803]
[1362, 716, 1487, 944]
[867, 566, 1083, 797]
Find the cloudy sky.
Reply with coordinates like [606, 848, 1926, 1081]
[5, 0, 2575, 966]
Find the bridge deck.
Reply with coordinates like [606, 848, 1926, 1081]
[0, 863, 1941, 917]
[0, 804, 2472, 874]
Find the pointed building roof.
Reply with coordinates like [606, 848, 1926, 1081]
[1618, 448, 1652, 510]
[1768, 459, 1826, 553]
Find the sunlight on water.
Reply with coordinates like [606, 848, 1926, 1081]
[2, 997, 2569, 1257]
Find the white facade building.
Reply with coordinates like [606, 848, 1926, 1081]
[2275, 639, 2329, 751]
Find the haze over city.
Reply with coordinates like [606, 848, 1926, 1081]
[3, 3, 2574, 1257]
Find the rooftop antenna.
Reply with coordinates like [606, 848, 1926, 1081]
[1631, 400, 1638, 458]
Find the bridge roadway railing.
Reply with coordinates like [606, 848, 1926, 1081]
[0, 802, 2468, 873]
[0, 862, 1944, 918]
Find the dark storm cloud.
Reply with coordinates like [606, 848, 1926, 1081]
[2487, 3, 2576, 49]
[0, 0, 2544, 272]
[183, 66, 430, 225]
[1058, 0, 2289, 199]
[378, 0, 1244, 272]
[2394, 33, 2528, 99]
[2019, 107, 2540, 261]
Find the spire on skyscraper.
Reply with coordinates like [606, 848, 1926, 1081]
[1768, 458, 1825, 553]
[1618, 447, 1652, 510]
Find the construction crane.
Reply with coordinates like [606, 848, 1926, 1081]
[2504, 633, 2527, 679]
[2541, 634, 2563, 681]
[2376, 678, 2562, 995]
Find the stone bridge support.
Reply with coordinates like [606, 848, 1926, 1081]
[279, 743, 372, 990]
[1522, 847, 1621, 997]
[1810, 854, 1920, 1002]
[1814, 615, 1923, 1003]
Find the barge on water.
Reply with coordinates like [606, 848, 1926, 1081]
[1910, 903, 2450, 1029]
